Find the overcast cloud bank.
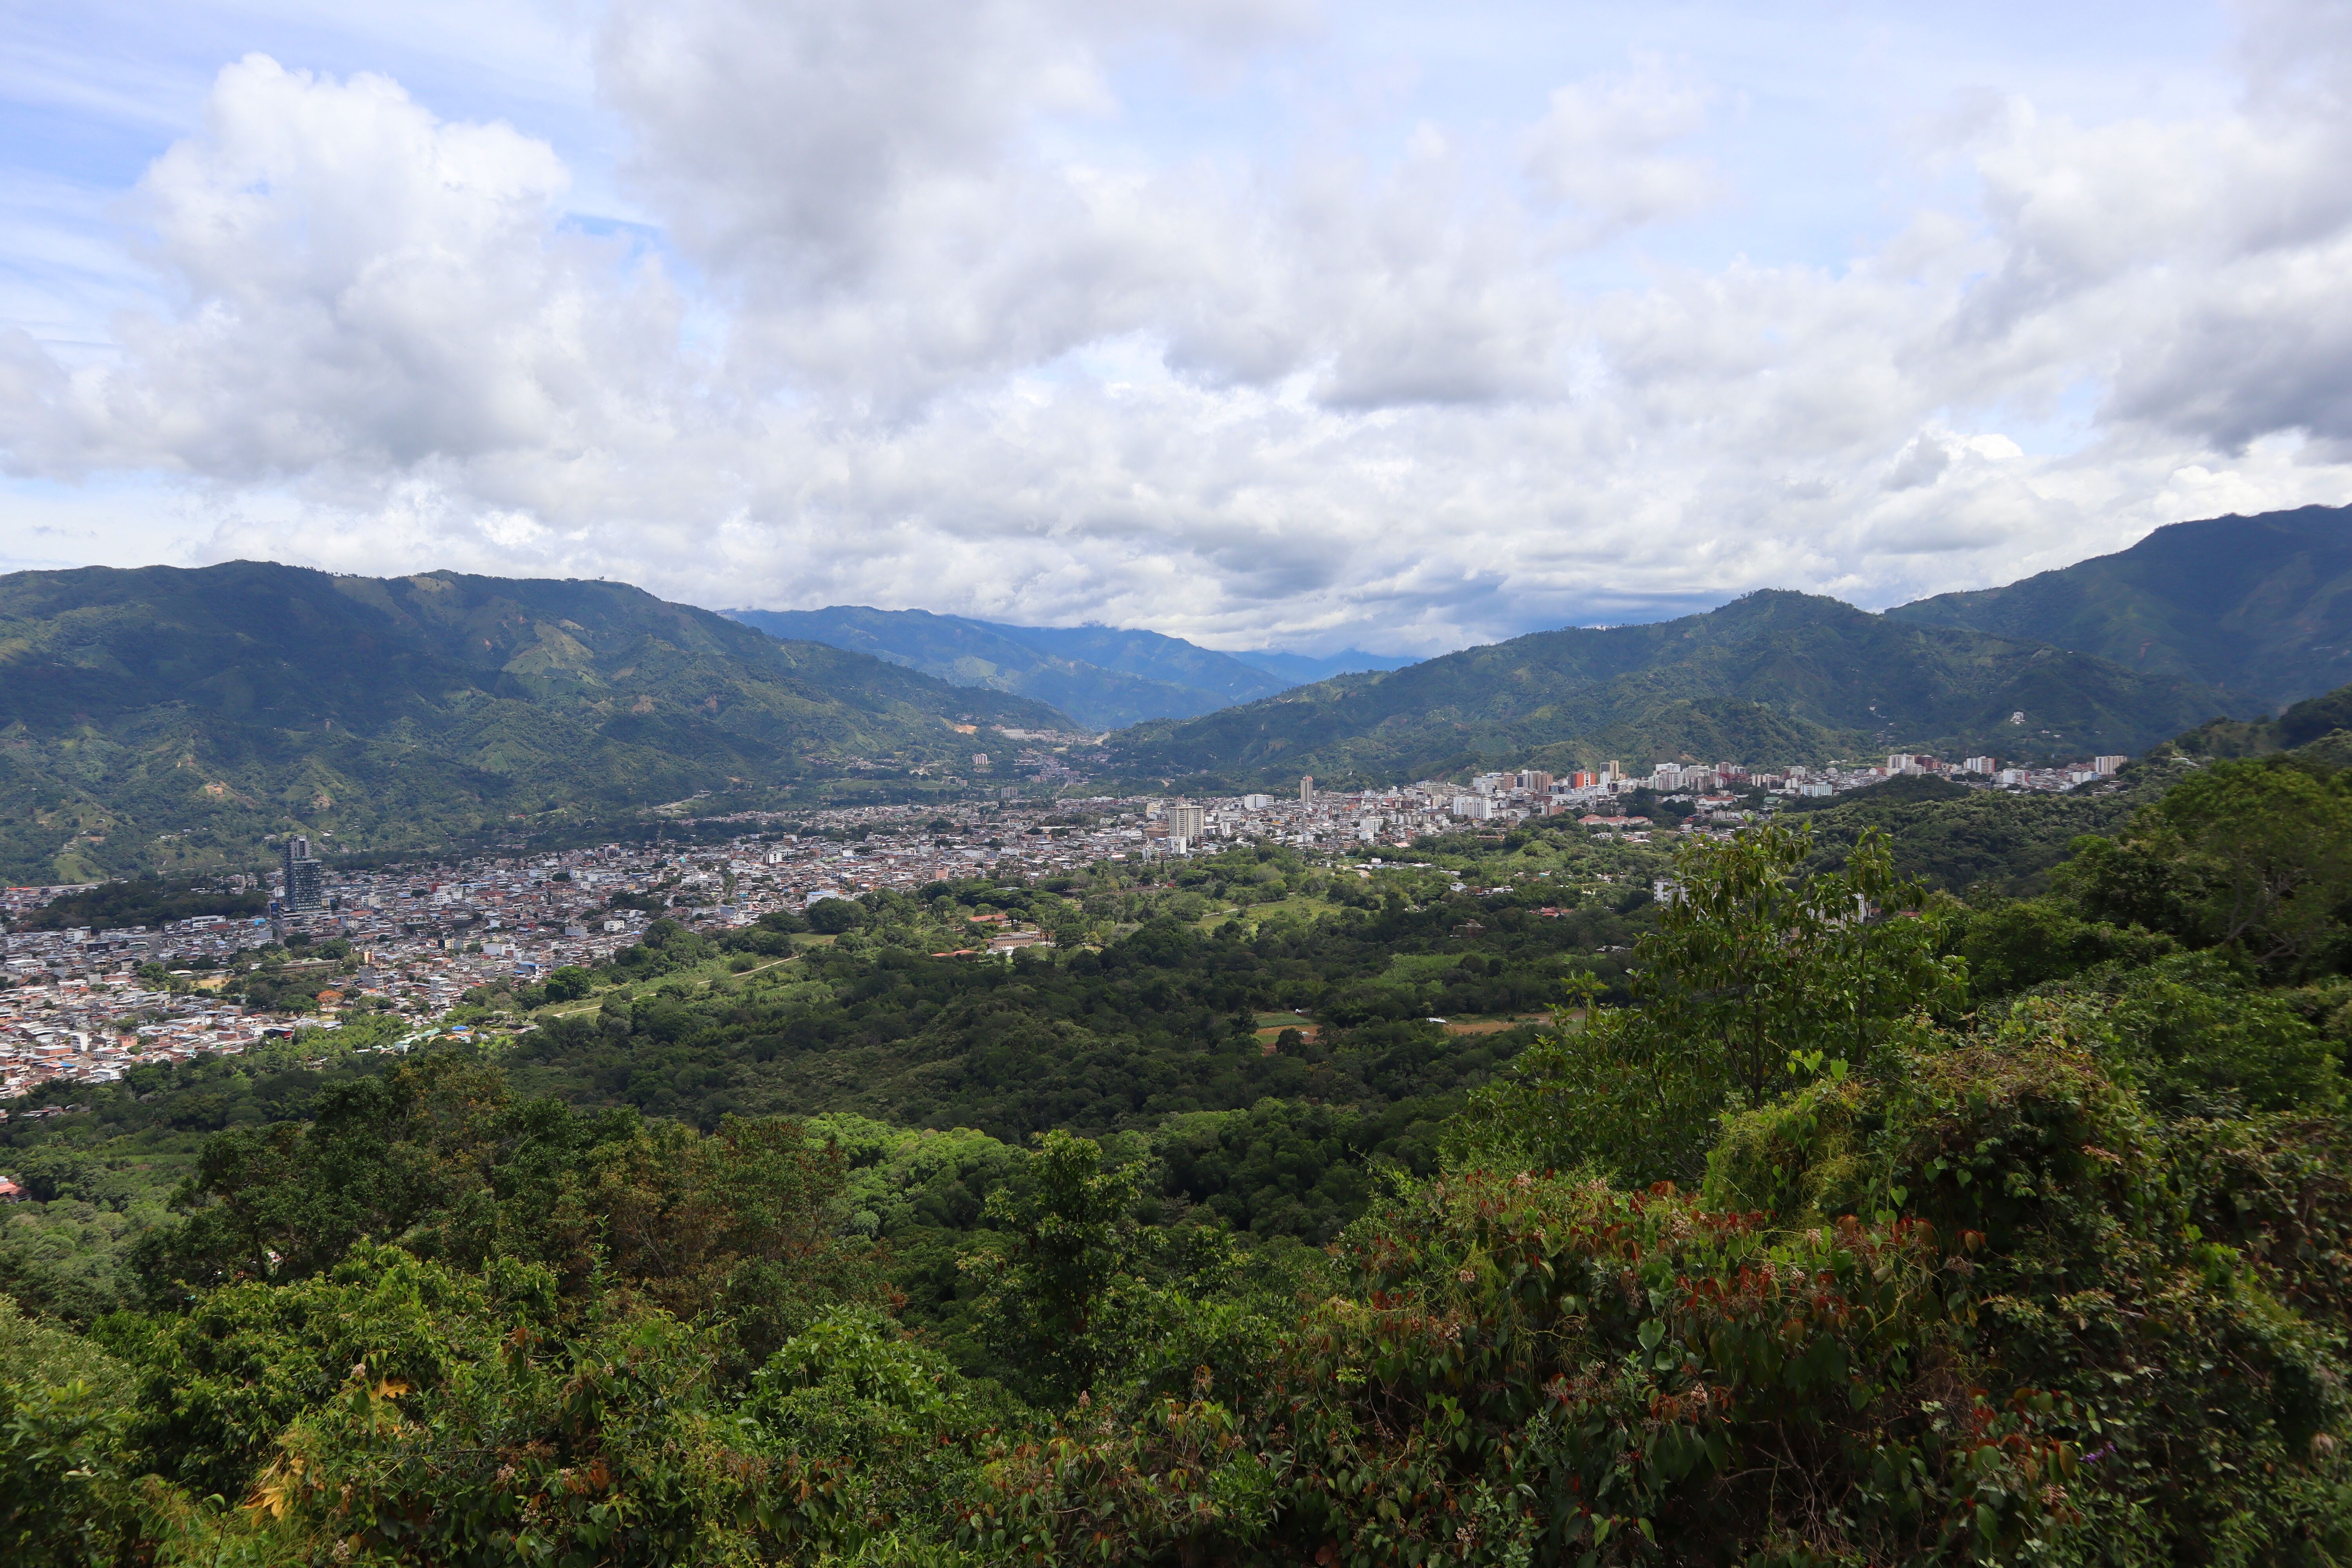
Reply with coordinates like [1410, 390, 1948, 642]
[3, 0, 2352, 653]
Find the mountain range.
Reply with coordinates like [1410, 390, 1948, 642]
[1885, 503, 2352, 710]
[0, 562, 1067, 884]
[1100, 502, 2352, 788]
[1100, 590, 2227, 789]
[5, 502, 2347, 882]
[726, 605, 1414, 729]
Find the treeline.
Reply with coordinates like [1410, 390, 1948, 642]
[1787, 766, 2169, 894]
[11, 873, 267, 934]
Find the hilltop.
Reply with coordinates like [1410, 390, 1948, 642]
[0, 562, 1068, 884]
[2156, 678, 2352, 764]
[1886, 502, 2352, 709]
[1103, 589, 2223, 788]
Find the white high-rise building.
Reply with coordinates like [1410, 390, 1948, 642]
[1166, 804, 1205, 840]
[2092, 755, 2127, 775]
[1962, 756, 1997, 775]
[1241, 793, 1272, 811]
[1299, 775, 1315, 804]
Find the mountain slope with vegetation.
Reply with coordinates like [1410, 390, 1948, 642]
[1106, 589, 2223, 788]
[0, 562, 1068, 884]
[1886, 502, 2352, 710]
[2154, 676, 2352, 762]
[7, 721, 2352, 1563]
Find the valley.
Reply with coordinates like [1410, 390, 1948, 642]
[6, 510, 2352, 1564]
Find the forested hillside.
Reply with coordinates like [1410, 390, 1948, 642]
[1887, 502, 2352, 710]
[7, 715, 2352, 1563]
[0, 563, 1067, 884]
[1107, 589, 2223, 789]
[2156, 679, 2352, 765]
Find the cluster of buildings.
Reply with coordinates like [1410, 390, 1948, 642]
[1435, 748, 2134, 822]
[0, 976, 265, 1104]
[4, 911, 274, 981]
[0, 797, 1243, 1098]
[1883, 751, 2132, 790]
[0, 740, 2143, 1102]
[0, 784, 1508, 1098]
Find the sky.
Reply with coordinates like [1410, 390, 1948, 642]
[3, 0, 2351, 656]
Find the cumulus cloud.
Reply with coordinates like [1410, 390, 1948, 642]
[7, 0, 2352, 655]
[0, 55, 686, 488]
[595, 0, 1553, 409]
[1520, 59, 1722, 240]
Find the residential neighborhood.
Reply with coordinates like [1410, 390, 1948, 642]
[0, 744, 2137, 1102]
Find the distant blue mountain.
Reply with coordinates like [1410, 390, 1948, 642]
[723, 606, 1418, 729]
[1227, 647, 1421, 686]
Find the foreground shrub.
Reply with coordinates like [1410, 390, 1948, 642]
[969, 1015, 2352, 1565]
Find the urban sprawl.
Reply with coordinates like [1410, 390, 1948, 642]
[0, 745, 2129, 1101]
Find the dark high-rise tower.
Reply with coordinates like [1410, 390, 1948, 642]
[282, 835, 324, 912]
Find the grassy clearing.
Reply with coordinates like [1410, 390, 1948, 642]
[533, 950, 807, 1020]
[1230, 894, 1342, 931]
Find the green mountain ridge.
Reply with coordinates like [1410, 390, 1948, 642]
[1885, 502, 2352, 710]
[966, 621, 1304, 705]
[0, 562, 1070, 884]
[1103, 589, 2226, 787]
[7, 506, 2328, 884]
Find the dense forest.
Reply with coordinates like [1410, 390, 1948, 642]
[6, 746, 2352, 1564]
